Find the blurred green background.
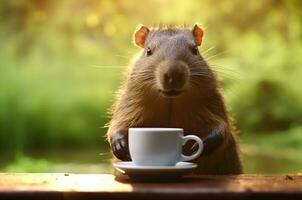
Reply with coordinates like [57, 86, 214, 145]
[0, 0, 302, 174]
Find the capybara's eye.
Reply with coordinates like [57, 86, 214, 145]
[191, 46, 198, 55]
[146, 47, 152, 56]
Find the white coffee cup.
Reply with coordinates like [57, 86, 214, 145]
[128, 128, 203, 166]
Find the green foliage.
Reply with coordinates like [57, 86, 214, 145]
[243, 126, 302, 151]
[0, 0, 302, 173]
[241, 126, 302, 174]
[4, 156, 52, 172]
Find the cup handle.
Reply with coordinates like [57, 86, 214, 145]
[180, 135, 203, 162]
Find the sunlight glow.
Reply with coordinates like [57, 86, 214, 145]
[53, 174, 133, 192]
[86, 13, 99, 28]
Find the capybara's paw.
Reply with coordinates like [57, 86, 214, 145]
[202, 131, 223, 156]
[111, 132, 131, 161]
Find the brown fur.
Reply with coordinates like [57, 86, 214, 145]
[107, 25, 242, 175]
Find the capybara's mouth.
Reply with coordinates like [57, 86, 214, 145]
[160, 89, 183, 97]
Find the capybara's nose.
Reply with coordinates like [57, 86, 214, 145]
[162, 61, 189, 91]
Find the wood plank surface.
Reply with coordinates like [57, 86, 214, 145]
[0, 173, 302, 200]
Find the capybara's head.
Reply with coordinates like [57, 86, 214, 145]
[130, 24, 211, 98]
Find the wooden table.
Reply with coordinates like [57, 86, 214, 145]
[0, 173, 302, 200]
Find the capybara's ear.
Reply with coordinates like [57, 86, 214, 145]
[134, 25, 150, 48]
[192, 24, 204, 46]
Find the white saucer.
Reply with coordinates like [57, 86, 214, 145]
[113, 161, 197, 181]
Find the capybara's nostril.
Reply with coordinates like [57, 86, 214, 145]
[164, 73, 173, 85]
